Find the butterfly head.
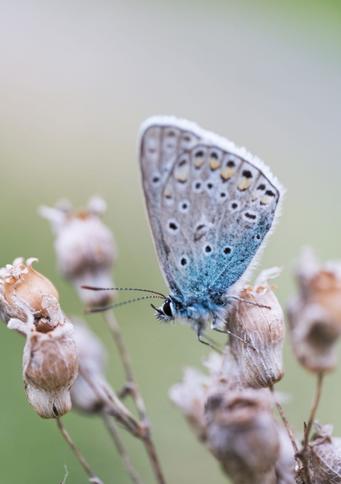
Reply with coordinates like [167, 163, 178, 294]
[151, 297, 176, 321]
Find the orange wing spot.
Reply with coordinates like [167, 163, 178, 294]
[220, 167, 234, 181]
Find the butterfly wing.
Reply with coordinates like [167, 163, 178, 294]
[139, 116, 283, 303]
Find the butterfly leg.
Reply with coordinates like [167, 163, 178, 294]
[195, 322, 222, 353]
[212, 326, 257, 351]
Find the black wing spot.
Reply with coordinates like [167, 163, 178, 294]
[195, 150, 204, 158]
[244, 212, 257, 220]
[206, 182, 213, 190]
[223, 246, 232, 255]
[242, 169, 252, 178]
[210, 151, 219, 159]
[227, 160, 235, 167]
[257, 183, 266, 190]
[180, 257, 187, 266]
[168, 221, 178, 231]
[230, 201, 239, 211]
[220, 192, 226, 198]
[205, 245, 212, 253]
[265, 189, 275, 197]
[152, 176, 160, 183]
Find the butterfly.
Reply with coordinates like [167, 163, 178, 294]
[138, 116, 283, 341]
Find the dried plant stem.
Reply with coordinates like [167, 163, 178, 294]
[103, 310, 166, 484]
[303, 372, 324, 450]
[103, 310, 146, 420]
[101, 412, 143, 484]
[56, 417, 103, 484]
[79, 369, 142, 437]
[269, 386, 299, 455]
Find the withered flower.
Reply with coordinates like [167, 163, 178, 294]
[39, 197, 116, 308]
[169, 351, 239, 441]
[1, 258, 78, 418]
[305, 423, 341, 483]
[287, 248, 341, 372]
[205, 388, 280, 484]
[228, 268, 285, 388]
[0, 257, 61, 333]
[71, 321, 108, 414]
[23, 319, 78, 418]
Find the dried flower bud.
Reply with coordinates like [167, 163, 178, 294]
[169, 350, 240, 440]
[22, 319, 78, 418]
[39, 197, 116, 308]
[287, 248, 341, 372]
[205, 388, 280, 484]
[305, 424, 341, 483]
[71, 321, 108, 414]
[228, 268, 285, 388]
[169, 367, 209, 440]
[0, 258, 61, 333]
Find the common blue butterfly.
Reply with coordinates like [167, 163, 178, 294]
[139, 116, 283, 339]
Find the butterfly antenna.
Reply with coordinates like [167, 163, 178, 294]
[81, 285, 167, 299]
[87, 295, 165, 314]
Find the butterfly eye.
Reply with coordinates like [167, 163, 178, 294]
[162, 299, 173, 317]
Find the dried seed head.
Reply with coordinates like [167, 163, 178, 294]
[287, 248, 341, 372]
[23, 320, 79, 418]
[71, 321, 108, 414]
[305, 423, 341, 483]
[0, 258, 61, 332]
[169, 350, 240, 441]
[169, 367, 209, 440]
[205, 388, 280, 484]
[39, 197, 116, 308]
[228, 268, 285, 388]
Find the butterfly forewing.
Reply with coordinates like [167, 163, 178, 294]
[139, 117, 281, 303]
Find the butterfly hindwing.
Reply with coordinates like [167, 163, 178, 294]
[139, 116, 282, 304]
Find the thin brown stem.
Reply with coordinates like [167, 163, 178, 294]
[143, 434, 166, 484]
[103, 310, 167, 484]
[56, 417, 103, 484]
[101, 412, 143, 484]
[269, 385, 299, 455]
[79, 368, 143, 438]
[303, 372, 324, 450]
[103, 311, 146, 421]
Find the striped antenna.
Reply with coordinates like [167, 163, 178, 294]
[87, 295, 164, 314]
[81, 285, 166, 299]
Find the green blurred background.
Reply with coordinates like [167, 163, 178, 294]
[1, 0, 341, 482]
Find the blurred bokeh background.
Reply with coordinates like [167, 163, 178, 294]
[1, 0, 341, 482]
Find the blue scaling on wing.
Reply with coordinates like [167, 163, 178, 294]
[139, 116, 283, 322]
